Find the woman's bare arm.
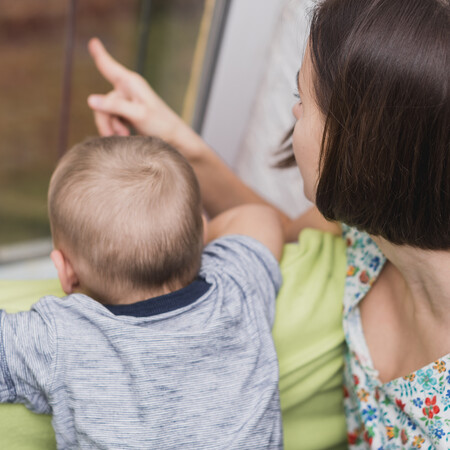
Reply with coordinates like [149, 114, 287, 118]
[87, 39, 290, 221]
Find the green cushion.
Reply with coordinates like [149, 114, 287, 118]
[0, 229, 347, 449]
[274, 229, 347, 449]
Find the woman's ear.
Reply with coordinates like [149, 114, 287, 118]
[50, 249, 80, 295]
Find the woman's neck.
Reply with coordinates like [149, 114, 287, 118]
[360, 237, 450, 381]
[372, 237, 450, 321]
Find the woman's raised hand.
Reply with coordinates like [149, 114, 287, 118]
[87, 38, 202, 156]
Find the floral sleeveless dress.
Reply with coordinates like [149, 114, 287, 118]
[342, 226, 450, 449]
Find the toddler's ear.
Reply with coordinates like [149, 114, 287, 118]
[50, 250, 80, 295]
[202, 214, 208, 244]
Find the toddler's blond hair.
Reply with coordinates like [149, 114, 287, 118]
[48, 136, 203, 302]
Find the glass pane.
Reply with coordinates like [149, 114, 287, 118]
[0, 0, 206, 253]
[139, 0, 206, 114]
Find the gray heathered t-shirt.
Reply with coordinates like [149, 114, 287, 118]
[0, 235, 283, 449]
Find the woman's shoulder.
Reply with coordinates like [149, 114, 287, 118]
[341, 226, 386, 372]
[342, 225, 386, 312]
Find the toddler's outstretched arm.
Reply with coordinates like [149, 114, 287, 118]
[206, 205, 284, 261]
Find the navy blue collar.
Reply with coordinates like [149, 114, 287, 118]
[104, 278, 211, 318]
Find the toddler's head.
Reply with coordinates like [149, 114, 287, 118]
[48, 136, 204, 303]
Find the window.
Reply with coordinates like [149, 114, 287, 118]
[0, 0, 207, 257]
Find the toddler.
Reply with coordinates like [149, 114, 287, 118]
[0, 136, 284, 449]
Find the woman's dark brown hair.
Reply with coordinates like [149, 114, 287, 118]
[309, 0, 449, 249]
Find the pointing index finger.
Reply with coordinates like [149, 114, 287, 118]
[88, 37, 130, 87]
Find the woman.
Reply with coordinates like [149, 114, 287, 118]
[88, 0, 450, 447]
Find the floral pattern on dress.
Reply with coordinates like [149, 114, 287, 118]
[342, 225, 450, 449]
